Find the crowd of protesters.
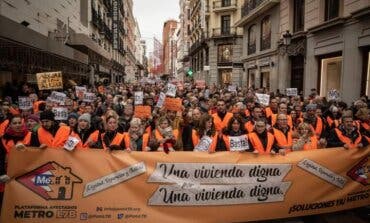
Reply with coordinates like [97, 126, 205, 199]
[0, 79, 369, 208]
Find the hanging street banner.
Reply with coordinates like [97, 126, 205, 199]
[36, 71, 63, 90]
[1, 147, 369, 223]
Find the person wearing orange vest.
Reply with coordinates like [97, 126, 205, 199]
[248, 118, 275, 154]
[212, 99, 233, 133]
[265, 98, 278, 121]
[271, 114, 293, 155]
[100, 115, 125, 150]
[153, 116, 179, 152]
[270, 103, 293, 129]
[244, 106, 264, 133]
[303, 104, 327, 139]
[74, 113, 97, 149]
[30, 110, 74, 149]
[325, 105, 341, 129]
[123, 118, 150, 151]
[355, 108, 370, 143]
[194, 114, 219, 153]
[0, 114, 31, 210]
[292, 123, 326, 151]
[222, 116, 250, 152]
[327, 115, 368, 149]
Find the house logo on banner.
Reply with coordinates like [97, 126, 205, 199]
[148, 163, 292, 206]
[16, 162, 82, 200]
[347, 156, 369, 186]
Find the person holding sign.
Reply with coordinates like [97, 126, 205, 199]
[248, 118, 275, 154]
[30, 110, 74, 149]
[221, 117, 250, 152]
[194, 114, 218, 153]
[123, 118, 150, 151]
[0, 114, 31, 210]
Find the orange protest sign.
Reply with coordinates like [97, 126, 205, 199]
[1, 148, 369, 223]
[134, 106, 151, 118]
[164, 97, 182, 111]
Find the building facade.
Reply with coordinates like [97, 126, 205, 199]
[0, 0, 130, 88]
[162, 20, 178, 77]
[176, 0, 191, 82]
[188, 0, 244, 87]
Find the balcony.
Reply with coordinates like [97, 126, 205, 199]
[213, 0, 237, 13]
[236, 0, 279, 27]
[189, 33, 208, 54]
[103, 0, 112, 10]
[92, 8, 103, 30]
[211, 27, 237, 38]
[118, 22, 125, 35]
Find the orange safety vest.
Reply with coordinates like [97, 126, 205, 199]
[273, 127, 293, 148]
[191, 129, 200, 147]
[200, 133, 219, 153]
[101, 132, 125, 150]
[222, 134, 249, 151]
[244, 121, 254, 133]
[271, 114, 293, 129]
[212, 112, 233, 132]
[75, 130, 99, 149]
[334, 128, 362, 149]
[248, 132, 274, 154]
[37, 126, 73, 148]
[123, 132, 150, 151]
[302, 136, 318, 151]
[1, 131, 31, 154]
[33, 100, 45, 114]
[265, 107, 275, 119]
[326, 116, 340, 128]
[0, 120, 9, 137]
[308, 117, 324, 138]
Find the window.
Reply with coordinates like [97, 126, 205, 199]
[293, 0, 305, 32]
[325, 0, 339, 21]
[221, 15, 231, 35]
[248, 25, 256, 55]
[218, 44, 233, 63]
[222, 0, 231, 7]
[260, 16, 271, 51]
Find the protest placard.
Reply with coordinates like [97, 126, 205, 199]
[18, 97, 33, 110]
[164, 98, 182, 111]
[83, 92, 96, 102]
[327, 89, 340, 101]
[50, 91, 67, 104]
[255, 93, 270, 106]
[134, 106, 152, 118]
[135, 91, 144, 105]
[286, 88, 298, 96]
[156, 92, 166, 108]
[52, 107, 68, 120]
[166, 84, 177, 97]
[228, 85, 237, 92]
[36, 71, 63, 90]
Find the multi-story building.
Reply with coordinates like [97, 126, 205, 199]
[0, 0, 127, 87]
[189, 0, 244, 87]
[236, 0, 281, 90]
[237, 0, 370, 103]
[123, 0, 137, 83]
[177, 0, 191, 81]
[162, 20, 178, 77]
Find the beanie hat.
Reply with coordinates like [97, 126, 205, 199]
[26, 114, 40, 123]
[68, 112, 79, 120]
[78, 113, 91, 125]
[40, 110, 55, 121]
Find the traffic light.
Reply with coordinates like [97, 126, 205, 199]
[187, 68, 193, 77]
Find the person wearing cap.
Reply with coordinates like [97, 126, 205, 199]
[30, 110, 74, 149]
[26, 114, 40, 133]
[74, 113, 97, 149]
[303, 103, 327, 139]
[67, 112, 79, 130]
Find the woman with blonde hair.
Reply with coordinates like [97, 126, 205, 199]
[152, 116, 179, 152]
[123, 118, 150, 151]
[292, 122, 326, 151]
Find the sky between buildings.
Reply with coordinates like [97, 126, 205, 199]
[133, 0, 180, 55]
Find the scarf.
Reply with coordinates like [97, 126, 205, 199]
[4, 125, 28, 139]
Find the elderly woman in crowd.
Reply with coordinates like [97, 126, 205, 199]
[152, 116, 178, 152]
[292, 123, 326, 151]
[123, 118, 150, 151]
